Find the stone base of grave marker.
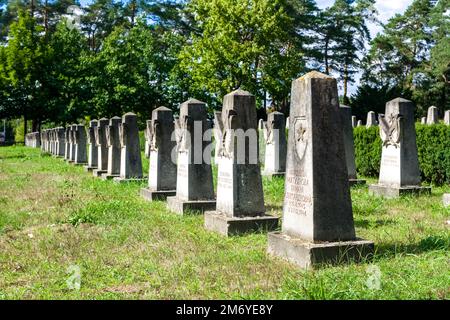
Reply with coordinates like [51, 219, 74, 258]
[268, 232, 374, 269]
[442, 194, 449, 207]
[167, 196, 216, 215]
[92, 169, 107, 177]
[112, 177, 147, 184]
[83, 165, 97, 172]
[101, 173, 120, 180]
[140, 188, 176, 202]
[72, 161, 87, 166]
[349, 179, 367, 187]
[368, 184, 431, 198]
[204, 212, 279, 237]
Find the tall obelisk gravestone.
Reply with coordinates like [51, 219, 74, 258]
[167, 99, 216, 214]
[113, 113, 144, 182]
[205, 90, 278, 236]
[369, 98, 431, 198]
[102, 117, 122, 180]
[262, 111, 287, 178]
[267, 71, 373, 269]
[84, 120, 98, 172]
[93, 118, 109, 177]
[340, 105, 366, 186]
[141, 107, 177, 201]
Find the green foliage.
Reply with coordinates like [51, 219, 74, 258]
[178, 0, 308, 109]
[354, 124, 450, 185]
[416, 124, 450, 185]
[354, 126, 382, 177]
[360, 0, 449, 115]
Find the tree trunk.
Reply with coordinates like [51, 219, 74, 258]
[343, 62, 348, 104]
[44, 0, 49, 35]
[32, 119, 38, 132]
[324, 38, 329, 74]
[131, 1, 136, 26]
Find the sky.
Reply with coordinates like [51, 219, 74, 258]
[77, 0, 413, 95]
[315, 0, 412, 94]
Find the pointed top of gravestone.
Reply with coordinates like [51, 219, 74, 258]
[226, 88, 253, 97]
[90, 120, 98, 126]
[300, 71, 334, 80]
[123, 112, 136, 117]
[270, 111, 284, 115]
[389, 97, 412, 104]
[154, 106, 171, 112]
[111, 116, 121, 120]
[184, 98, 205, 105]
[429, 105, 437, 109]
[99, 117, 109, 121]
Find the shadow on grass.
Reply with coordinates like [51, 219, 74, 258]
[375, 234, 449, 259]
[354, 218, 396, 229]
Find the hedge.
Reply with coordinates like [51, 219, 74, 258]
[354, 124, 450, 185]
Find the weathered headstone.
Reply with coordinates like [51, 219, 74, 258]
[369, 98, 431, 198]
[267, 71, 373, 269]
[421, 117, 427, 124]
[40, 131, 45, 151]
[444, 110, 450, 125]
[167, 99, 216, 214]
[67, 125, 76, 162]
[213, 111, 223, 164]
[73, 124, 87, 165]
[113, 113, 144, 183]
[340, 105, 366, 186]
[49, 129, 55, 155]
[84, 120, 98, 171]
[366, 111, 377, 127]
[426, 106, 439, 124]
[357, 120, 363, 127]
[443, 194, 450, 207]
[262, 111, 287, 178]
[205, 90, 278, 236]
[141, 107, 177, 201]
[352, 116, 357, 128]
[56, 127, 66, 157]
[258, 119, 264, 130]
[92, 118, 109, 177]
[102, 117, 122, 180]
[64, 127, 70, 160]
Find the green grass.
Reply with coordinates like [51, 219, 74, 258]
[0, 145, 449, 299]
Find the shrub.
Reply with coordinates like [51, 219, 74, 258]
[353, 124, 450, 185]
[354, 126, 382, 177]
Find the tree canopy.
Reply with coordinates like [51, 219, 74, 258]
[0, 0, 448, 134]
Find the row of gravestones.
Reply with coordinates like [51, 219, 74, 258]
[37, 114, 145, 183]
[24, 71, 449, 269]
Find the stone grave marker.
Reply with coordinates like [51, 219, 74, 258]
[369, 98, 431, 198]
[204, 89, 278, 236]
[267, 71, 374, 269]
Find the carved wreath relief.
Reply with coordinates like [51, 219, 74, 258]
[148, 119, 160, 151]
[176, 114, 192, 153]
[119, 123, 127, 149]
[379, 113, 403, 148]
[219, 109, 238, 159]
[293, 117, 307, 161]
